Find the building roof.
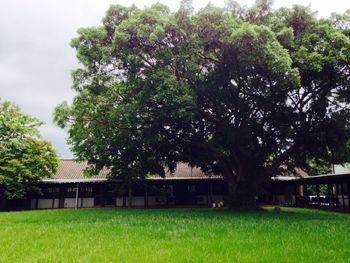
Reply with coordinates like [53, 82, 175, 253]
[277, 166, 308, 178]
[163, 163, 221, 179]
[44, 160, 319, 184]
[42, 160, 221, 183]
[53, 160, 109, 179]
[273, 172, 350, 184]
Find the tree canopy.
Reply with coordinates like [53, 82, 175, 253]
[55, 0, 350, 207]
[0, 99, 58, 200]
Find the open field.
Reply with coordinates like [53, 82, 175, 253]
[0, 207, 349, 263]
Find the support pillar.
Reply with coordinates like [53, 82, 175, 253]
[59, 186, 64, 209]
[206, 192, 209, 207]
[340, 183, 345, 209]
[336, 184, 340, 207]
[303, 184, 308, 206]
[52, 187, 55, 209]
[332, 184, 335, 207]
[123, 195, 126, 207]
[81, 194, 84, 208]
[75, 183, 79, 209]
[144, 183, 148, 208]
[329, 184, 334, 207]
[294, 185, 299, 206]
[348, 183, 350, 208]
[316, 184, 320, 206]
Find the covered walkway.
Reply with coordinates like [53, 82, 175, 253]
[272, 173, 350, 209]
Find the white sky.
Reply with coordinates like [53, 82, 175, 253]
[0, 0, 349, 158]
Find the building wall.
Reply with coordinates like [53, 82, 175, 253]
[274, 195, 296, 205]
[116, 196, 145, 207]
[20, 179, 227, 210]
[30, 199, 59, 209]
[82, 197, 94, 208]
[337, 195, 350, 207]
[30, 197, 95, 209]
[64, 198, 94, 208]
[114, 195, 224, 207]
[334, 164, 350, 174]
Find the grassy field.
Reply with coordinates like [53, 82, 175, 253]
[0, 207, 349, 263]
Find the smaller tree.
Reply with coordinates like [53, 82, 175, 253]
[0, 99, 58, 206]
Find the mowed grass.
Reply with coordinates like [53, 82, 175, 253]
[0, 207, 349, 263]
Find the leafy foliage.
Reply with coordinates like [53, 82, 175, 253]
[55, 1, 350, 206]
[0, 99, 58, 199]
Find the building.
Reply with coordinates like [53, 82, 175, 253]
[334, 163, 350, 174]
[27, 160, 226, 209]
[3, 160, 350, 210]
[271, 173, 350, 209]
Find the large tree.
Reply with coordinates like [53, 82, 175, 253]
[0, 99, 58, 205]
[55, 1, 350, 207]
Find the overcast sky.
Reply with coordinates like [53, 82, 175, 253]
[0, 0, 349, 158]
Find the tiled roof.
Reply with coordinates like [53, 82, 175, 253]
[273, 172, 350, 183]
[44, 160, 220, 183]
[163, 162, 221, 178]
[44, 160, 307, 184]
[52, 160, 109, 180]
[278, 166, 308, 178]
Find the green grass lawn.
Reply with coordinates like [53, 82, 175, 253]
[0, 207, 349, 263]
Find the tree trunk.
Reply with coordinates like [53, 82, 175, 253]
[0, 187, 7, 211]
[225, 178, 257, 208]
[128, 180, 133, 208]
[224, 164, 264, 209]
